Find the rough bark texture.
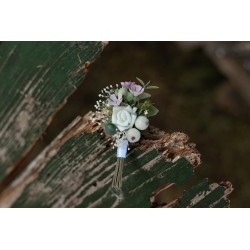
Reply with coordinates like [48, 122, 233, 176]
[0, 41, 106, 180]
[0, 113, 232, 208]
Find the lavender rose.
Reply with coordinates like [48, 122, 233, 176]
[129, 83, 144, 96]
[121, 81, 134, 89]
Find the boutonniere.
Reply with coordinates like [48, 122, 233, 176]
[93, 78, 159, 192]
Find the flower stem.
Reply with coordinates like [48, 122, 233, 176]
[112, 157, 124, 189]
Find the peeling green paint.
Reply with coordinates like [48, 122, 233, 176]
[0, 42, 105, 180]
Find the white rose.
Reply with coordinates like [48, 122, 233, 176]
[112, 105, 137, 132]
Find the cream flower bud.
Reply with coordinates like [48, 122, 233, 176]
[126, 128, 141, 143]
[135, 116, 149, 130]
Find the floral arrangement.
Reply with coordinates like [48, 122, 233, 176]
[94, 78, 159, 190]
[95, 78, 159, 144]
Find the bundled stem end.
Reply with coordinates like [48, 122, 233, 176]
[112, 157, 125, 189]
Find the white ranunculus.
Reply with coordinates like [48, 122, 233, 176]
[112, 105, 137, 132]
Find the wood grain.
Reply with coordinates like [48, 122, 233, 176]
[0, 113, 232, 208]
[0, 42, 106, 180]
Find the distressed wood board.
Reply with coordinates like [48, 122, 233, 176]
[0, 41, 107, 180]
[0, 113, 232, 208]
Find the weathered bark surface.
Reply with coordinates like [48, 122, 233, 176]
[0, 42, 106, 180]
[0, 112, 232, 208]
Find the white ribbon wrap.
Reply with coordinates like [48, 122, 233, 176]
[116, 139, 128, 158]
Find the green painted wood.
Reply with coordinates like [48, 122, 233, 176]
[171, 179, 233, 208]
[0, 42, 106, 180]
[0, 114, 231, 208]
[10, 133, 194, 208]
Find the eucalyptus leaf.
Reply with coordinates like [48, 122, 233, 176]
[118, 87, 128, 96]
[146, 86, 159, 90]
[137, 102, 144, 112]
[136, 77, 145, 87]
[147, 104, 159, 117]
[104, 123, 117, 135]
[145, 81, 151, 88]
[125, 92, 134, 102]
[137, 92, 151, 100]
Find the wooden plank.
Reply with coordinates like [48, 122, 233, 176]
[0, 42, 106, 180]
[0, 112, 222, 208]
[165, 179, 233, 208]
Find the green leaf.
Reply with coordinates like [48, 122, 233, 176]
[146, 86, 159, 89]
[147, 104, 159, 117]
[137, 102, 144, 112]
[145, 81, 151, 88]
[103, 123, 117, 135]
[118, 87, 128, 96]
[125, 92, 134, 102]
[136, 77, 145, 87]
[137, 92, 151, 100]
